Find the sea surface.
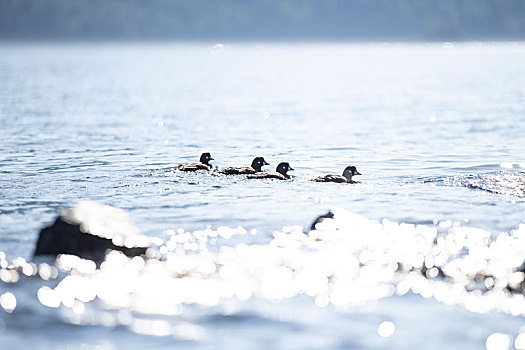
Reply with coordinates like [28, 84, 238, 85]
[0, 42, 525, 349]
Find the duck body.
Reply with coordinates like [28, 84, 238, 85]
[311, 166, 361, 183]
[178, 152, 214, 172]
[178, 162, 211, 172]
[220, 157, 269, 175]
[247, 162, 293, 180]
[312, 174, 348, 183]
[221, 166, 256, 175]
[247, 172, 288, 180]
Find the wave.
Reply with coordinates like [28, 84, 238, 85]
[425, 171, 525, 198]
[2, 208, 525, 326]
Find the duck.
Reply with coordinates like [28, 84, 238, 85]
[178, 152, 214, 172]
[247, 162, 294, 180]
[311, 165, 361, 183]
[220, 157, 270, 175]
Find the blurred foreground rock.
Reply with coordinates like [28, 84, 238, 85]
[34, 201, 149, 262]
[310, 211, 335, 231]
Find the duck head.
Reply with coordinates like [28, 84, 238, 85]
[276, 162, 294, 177]
[251, 157, 270, 172]
[200, 152, 214, 165]
[342, 166, 361, 182]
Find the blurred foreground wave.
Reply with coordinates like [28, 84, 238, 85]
[3, 208, 525, 325]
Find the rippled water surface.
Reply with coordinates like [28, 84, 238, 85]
[1, 42, 525, 349]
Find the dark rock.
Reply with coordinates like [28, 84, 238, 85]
[34, 201, 149, 262]
[310, 211, 335, 231]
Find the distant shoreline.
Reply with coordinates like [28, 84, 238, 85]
[2, 0, 525, 42]
[1, 39, 525, 45]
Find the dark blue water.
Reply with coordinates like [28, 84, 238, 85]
[1, 42, 525, 349]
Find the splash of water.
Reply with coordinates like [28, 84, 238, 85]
[441, 172, 525, 198]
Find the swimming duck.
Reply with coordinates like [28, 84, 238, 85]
[220, 157, 270, 175]
[247, 162, 294, 180]
[311, 166, 361, 183]
[178, 152, 214, 172]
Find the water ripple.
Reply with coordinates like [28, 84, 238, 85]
[429, 172, 525, 198]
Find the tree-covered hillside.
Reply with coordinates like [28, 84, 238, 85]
[1, 0, 524, 41]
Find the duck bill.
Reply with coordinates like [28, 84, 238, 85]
[355, 171, 361, 175]
[264, 161, 270, 165]
[289, 167, 295, 171]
